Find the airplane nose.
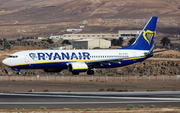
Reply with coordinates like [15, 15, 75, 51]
[2, 59, 8, 66]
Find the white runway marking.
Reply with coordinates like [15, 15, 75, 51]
[0, 101, 180, 105]
[1, 93, 180, 101]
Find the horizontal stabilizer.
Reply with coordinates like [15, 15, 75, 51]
[146, 44, 156, 56]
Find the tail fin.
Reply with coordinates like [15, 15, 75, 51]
[122, 16, 158, 50]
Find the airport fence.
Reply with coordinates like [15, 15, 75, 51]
[0, 75, 180, 82]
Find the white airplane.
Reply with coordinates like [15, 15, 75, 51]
[2, 17, 158, 75]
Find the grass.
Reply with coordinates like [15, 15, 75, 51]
[168, 105, 172, 108]
[139, 105, 145, 108]
[126, 107, 131, 110]
[99, 107, 103, 110]
[150, 105, 156, 108]
[127, 104, 135, 108]
[39, 106, 47, 110]
[86, 108, 92, 111]
[126, 104, 134, 110]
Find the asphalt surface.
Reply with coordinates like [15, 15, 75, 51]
[0, 91, 180, 109]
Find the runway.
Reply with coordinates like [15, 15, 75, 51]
[0, 91, 180, 109]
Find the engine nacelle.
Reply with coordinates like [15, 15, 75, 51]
[68, 62, 88, 72]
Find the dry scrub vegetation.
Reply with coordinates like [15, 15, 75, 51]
[0, 107, 180, 113]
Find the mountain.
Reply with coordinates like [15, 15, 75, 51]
[0, 0, 179, 38]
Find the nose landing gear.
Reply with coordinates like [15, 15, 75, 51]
[17, 72, 21, 75]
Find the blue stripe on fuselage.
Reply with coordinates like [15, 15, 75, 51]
[95, 57, 147, 68]
[11, 57, 148, 69]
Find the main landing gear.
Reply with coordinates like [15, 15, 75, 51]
[72, 71, 79, 75]
[87, 70, 94, 75]
[71, 70, 94, 75]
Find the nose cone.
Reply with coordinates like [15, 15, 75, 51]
[2, 59, 9, 66]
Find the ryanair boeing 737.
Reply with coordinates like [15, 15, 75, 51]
[2, 17, 158, 75]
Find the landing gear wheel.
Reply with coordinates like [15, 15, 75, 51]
[72, 71, 79, 75]
[17, 72, 21, 75]
[87, 70, 94, 75]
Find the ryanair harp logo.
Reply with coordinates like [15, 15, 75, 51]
[29, 53, 36, 60]
[143, 30, 154, 45]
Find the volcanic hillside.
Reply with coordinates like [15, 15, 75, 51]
[0, 0, 179, 38]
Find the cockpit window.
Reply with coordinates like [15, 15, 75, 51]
[8, 55, 18, 58]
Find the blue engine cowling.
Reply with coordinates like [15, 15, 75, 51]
[68, 62, 88, 72]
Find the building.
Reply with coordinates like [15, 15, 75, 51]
[63, 34, 119, 40]
[67, 29, 82, 32]
[49, 30, 144, 40]
[73, 39, 111, 49]
[37, 37, 46, 39]
[49, 35, 63, 39]
[118, 30, 141, 39]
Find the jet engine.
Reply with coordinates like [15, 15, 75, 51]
[68, 62, 88, 75]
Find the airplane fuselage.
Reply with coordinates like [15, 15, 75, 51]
[3, 49, 149, 70]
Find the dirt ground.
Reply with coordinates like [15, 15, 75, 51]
[1, 107, 180, 113]
[0, 77, 180, 92]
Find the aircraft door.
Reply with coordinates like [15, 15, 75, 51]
[24, 52, 29, 62]
[133, 52, 136, 57]
[133, 52, 136, 62]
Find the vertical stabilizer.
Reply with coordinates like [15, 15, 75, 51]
[122, 16, 158, 50]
